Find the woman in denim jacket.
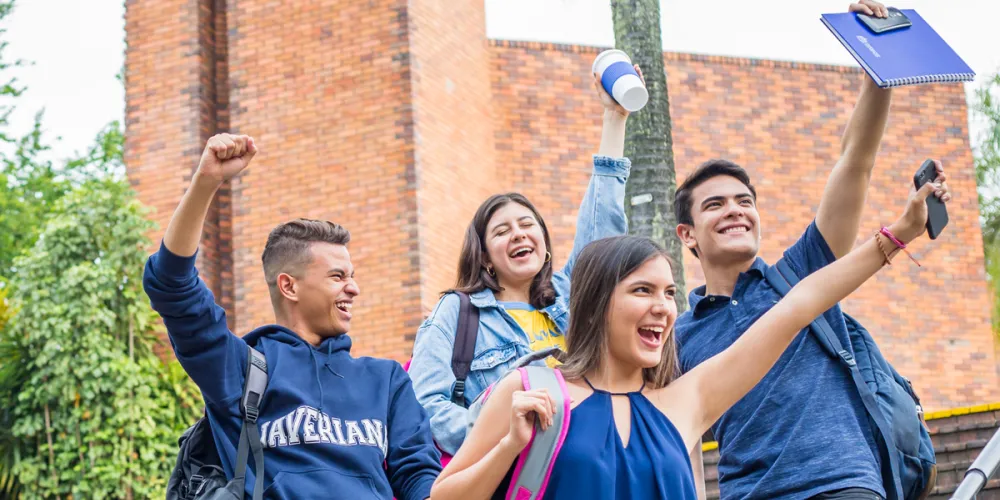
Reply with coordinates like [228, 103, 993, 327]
[408, 68, 641, 456]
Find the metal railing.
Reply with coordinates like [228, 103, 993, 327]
[951, 426, 1000, 499]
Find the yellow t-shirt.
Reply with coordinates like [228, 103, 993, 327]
[501, 302, 564, 368]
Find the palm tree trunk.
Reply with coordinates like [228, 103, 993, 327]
[611, 0, 688, 312]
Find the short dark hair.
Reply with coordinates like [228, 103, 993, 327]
[448, 193, 556, 309]
[673, 159, 757, 257]
[262, 219, 351, 289]
[559, 235, 679, 389]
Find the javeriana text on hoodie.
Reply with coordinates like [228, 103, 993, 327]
[143, 243, 441, 499]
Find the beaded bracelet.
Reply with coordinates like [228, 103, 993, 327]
[874, 232, 893, 266]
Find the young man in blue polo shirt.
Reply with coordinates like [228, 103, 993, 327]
[671, 2, 952, 499]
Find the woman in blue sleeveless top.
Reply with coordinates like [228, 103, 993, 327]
[429, 181, 941, 500]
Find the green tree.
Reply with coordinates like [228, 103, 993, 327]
[4, 177, 200, 499]
[610, 0, 688, 311]
[0, 119, 128, 500]
[974, 71, 1000, 337]
[0, 1, 199, 496]
[0, 0, 123, 283]
[0, 283, 23, 500]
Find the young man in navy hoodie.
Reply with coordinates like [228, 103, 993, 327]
[143, 133, 440, 499]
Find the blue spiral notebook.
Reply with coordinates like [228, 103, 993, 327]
[821, 9, 974, 88]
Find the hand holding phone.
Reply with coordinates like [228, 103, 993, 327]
[858, 7, 912, 33]
[913, 159, 949, 240]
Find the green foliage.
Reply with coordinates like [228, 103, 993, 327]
[0, 116, 128, 283]
[0, 284, 25, 500]
[63, 121, 126, 181]
[975, 74, 1000, 241]
[0, 2, 203, 497]
[0, 114, 61, 279]
[974, 72, 1000, 337]
[0, 286, 8, 332]
[0, 6, 126, 282]
[0, 0, 126, 282]
[0, 119, 132, 499]
[4, 178, 201, 499]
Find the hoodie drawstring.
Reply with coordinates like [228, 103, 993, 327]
[325, 341, 344, 379]
[308, 347, 325, 415]
[309, 339, 347, 415]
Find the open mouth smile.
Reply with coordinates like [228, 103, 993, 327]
[638, 325, 664, 348]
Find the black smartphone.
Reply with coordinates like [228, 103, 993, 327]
[858, 7, 912, 34]
[913, 159, 948, 240]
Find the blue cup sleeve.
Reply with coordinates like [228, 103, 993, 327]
[600, 61, 638, 97]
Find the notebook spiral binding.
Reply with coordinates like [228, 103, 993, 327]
[886, 72, 976, 87]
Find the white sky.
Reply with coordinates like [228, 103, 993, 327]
[5, 0, 999, 162]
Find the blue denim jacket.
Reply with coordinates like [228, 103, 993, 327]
[408, 155, 630, 455]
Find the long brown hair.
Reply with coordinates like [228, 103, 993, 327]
[558, 235, 679, 389]
[447, 193, 556, 309]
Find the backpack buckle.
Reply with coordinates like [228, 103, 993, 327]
[452, 379, 466, 405]
[245, 405, 259, 424]
[838, 350, 857, 367]
[190, 474, 205, 496]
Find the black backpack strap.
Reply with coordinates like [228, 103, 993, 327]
[765, 258, 904, 500]
[233, 345, 268, 500]
[450, 292, 480, 407]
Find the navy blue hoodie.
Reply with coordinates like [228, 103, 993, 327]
[143, 243, 440, 499]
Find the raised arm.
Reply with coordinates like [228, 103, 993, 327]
[142, 134, 257, 405]
[555, 71, 640, 287]
[816, 0, 893, 258]
[658, 172, 948, 451]
[164, 134, 257, 256]
[556, 155, 630, 286]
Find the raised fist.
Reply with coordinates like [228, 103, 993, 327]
[196, 133, 257, 186]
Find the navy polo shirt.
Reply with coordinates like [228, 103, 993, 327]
[675, 222, 884, 500]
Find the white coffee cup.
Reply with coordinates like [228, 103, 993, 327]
[592, 49, 648, 112]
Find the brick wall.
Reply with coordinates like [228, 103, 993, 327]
[487, 41, 999, 409]
[927, 405, 1000, 499]
[125, 4, 999, 407]
[221, 0, 422, 358]
[407, 0, 499, 322]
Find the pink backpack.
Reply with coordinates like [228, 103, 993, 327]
[467, 353, 571, 500]
[405, 294, 571, 499]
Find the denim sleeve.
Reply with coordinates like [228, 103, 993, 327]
[386, 363, 442, 500]
[142, 242, 248, 409]
[552, 155, 631, 295]
[408, 296, 469, 455]
[782, 220, 838, 280]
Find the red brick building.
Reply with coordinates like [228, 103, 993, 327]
[124, 1, 999, 410]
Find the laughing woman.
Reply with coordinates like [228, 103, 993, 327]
[407, 67, 642, 457]
[430, 175, 949, 499]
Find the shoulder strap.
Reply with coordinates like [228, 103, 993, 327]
[512, 347, 564, 369]
[505, 366, 571, 500]
[764, 258, 904, 500]
[450, 292, 480, 407]
[765, 259, 842, 359]
[233, 345, 268, 500]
